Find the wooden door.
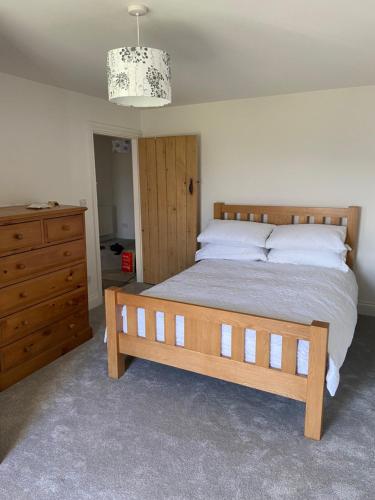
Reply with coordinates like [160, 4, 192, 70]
[138, 135, 199, 284]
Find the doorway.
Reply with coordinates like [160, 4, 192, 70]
[93, 134, 136, 291]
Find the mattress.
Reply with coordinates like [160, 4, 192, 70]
[121, 259, 358, 396]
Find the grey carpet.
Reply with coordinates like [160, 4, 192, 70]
[0, 308, 374, 500]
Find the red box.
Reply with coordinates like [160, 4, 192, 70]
[121, 251, 133, 273]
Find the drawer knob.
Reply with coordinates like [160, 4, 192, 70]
[19, 291, 28, 298]
[64, 251, 72, 257]
[66, 276, 73, 282]
[24, 344, 34, 353]
[69, 323, 76, 329]
[62, 224, 71, 231]
[42, 329, 52, 336]
[67, 299, 75, 306]
[17, 263, 26, 270]
[22, 320, 29, 326]
[14, 233, 24, 240]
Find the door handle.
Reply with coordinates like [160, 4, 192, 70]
[24, 344, 34, 353]
[188, 178, 193, 195]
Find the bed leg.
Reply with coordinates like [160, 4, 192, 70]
[304, 321, 329, 440]
[105, 287, 126, 379]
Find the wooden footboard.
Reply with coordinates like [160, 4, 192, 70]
[105, 287, 329, 440]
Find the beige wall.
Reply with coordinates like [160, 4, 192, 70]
[93, 135, 114, 238]
[141, 86, 375, 314]
[112, 144, 135, 240]
[94, 134, 135, 240]
[1, 70, 374, 314]
[0, 71, 141, 308]
[94, 135, 113, 209]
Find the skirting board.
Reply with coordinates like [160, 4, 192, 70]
[358, 301, 375, 317]
[89, 293, 103, 310]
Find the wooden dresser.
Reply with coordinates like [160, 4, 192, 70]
[0, 205, 92, 391]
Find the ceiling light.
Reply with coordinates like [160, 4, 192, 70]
[107, 4, 171, 107]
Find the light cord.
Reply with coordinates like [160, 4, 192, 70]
[136, 14, 140, 46]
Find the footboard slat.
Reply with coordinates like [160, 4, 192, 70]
[185, 319, 221, 356]
[145, 310, 156, 341]
[282, 336, 297, 374]
[231, 327, 244, 361]
[209, 323, 221, 356]
[127, 306, 138, 336]
[256, 329, 270, 368]
[184, 318, 198, 351]
[164, 313, 175, 345]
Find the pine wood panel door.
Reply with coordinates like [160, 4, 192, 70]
[139, 135, 199, 284]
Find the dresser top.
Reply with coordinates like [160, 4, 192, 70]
[0, 205, 87, 223]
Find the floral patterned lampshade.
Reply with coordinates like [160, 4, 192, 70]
[107, 46, 171, 107]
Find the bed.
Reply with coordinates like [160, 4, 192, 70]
[105, 203, 360, 440]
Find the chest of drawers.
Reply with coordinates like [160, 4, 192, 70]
[0, 205, 92, 390]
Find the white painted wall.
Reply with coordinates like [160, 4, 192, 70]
[112, 144, 135, 240]
[93, 134, 115, 238]
[94, 135, 135, 240]
[0, 71, 141, 308]
[141, 86, 375, 315]
[1, 70, 374, 315]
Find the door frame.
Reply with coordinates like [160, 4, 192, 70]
[88, 121, 143, 308]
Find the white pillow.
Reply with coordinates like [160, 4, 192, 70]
[197, 219, 275, 248]
[195, 243, 267, 262]
[266, 224, 347, 252]
[268, 248, 349, 272]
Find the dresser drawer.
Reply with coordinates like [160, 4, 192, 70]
[0, 310, 89, 371]
[0, 289, 87, 346]
[0, 221, 42, 255]
[0, 264, 86, 317]
[44, 215, 84, 243]
[0, 327, 92, 391]
[0, 240, 85, 286]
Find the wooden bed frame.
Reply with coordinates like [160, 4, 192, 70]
[105, 203, 360, 440]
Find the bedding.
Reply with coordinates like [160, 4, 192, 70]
[267, 248, 349, 272]
[122, 260, 357, 396]
[266, 223, 347, 251]
[195, 243, 267, 262]
[197, 219, 275, 247]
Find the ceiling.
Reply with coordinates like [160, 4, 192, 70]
[1, 0, 375, 106]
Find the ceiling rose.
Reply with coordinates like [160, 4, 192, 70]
[107, 4, 172, 107]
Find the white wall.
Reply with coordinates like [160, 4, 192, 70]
[0, 71, 141, 308]
[112, 144, 135, 240]
[141, 86, 375, 315]
[2, 70, 374, 314]
[93, 134, 115, 238]
[94, 135, 135, 240]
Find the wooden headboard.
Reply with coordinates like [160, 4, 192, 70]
[213, 202, 360, 269]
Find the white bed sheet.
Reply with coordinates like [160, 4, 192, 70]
[121, 260, 358, 396]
